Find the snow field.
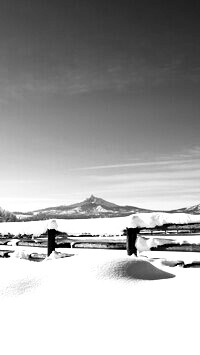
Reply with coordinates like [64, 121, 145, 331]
[0, 212, 200, 354]
[0, 250, 200, 355]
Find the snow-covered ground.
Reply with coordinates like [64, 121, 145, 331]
[1, 212, 200, 354]
[0, 211, 200, 237]
[0, 249, 200, 355]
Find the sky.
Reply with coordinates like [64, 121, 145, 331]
[0, 0, 200, 212]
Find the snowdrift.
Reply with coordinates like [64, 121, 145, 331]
[131, 212, 200, 228]
[0, 250, 200, 355]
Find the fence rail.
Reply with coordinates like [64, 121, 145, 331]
[0, 221, 200, 259]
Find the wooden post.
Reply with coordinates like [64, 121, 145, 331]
[47, 220, 58, 257]
[126, 228, 139, 256]
[47, 229, 56, 256]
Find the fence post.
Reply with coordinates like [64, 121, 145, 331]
[47, 220, 58, 257]
[126, 228, 139, 256]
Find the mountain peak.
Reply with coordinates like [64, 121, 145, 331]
[82, 195, 119, 208]
[86, 194, 97, 203]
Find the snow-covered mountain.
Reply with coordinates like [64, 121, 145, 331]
[7, 196, 200, 221]
[170, 204, 200, 215]
[14, 195, 153, 220]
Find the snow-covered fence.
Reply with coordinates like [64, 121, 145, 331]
[128, 213, 200, 256]
[0, 212, 200, 257]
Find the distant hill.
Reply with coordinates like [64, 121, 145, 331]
[14, 195, 153, 220]
[170, 204, 200, 215]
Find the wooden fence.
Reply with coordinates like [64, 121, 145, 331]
[126, 223, 200, 256]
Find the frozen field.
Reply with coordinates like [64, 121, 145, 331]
[0, 249, 200, 355]
[0, 213, 200, 354]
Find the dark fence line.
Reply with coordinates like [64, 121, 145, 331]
[0, 222, 200, 258]
[126, 223, 200, 256]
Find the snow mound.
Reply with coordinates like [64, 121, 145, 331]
[91, 258, 175, 281]
[10, 249, 31, 260]
[45, 251, 65, 260]
[131, 212, 200, 228]
[47, 219, 58, 230]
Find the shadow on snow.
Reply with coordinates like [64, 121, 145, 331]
[100, 259, 175, 281]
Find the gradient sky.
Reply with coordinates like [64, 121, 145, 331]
[1, 0, 200, 211]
